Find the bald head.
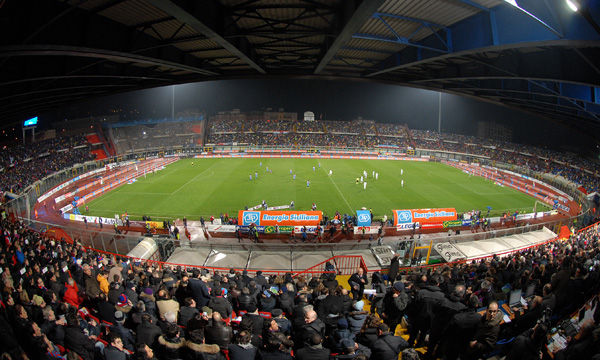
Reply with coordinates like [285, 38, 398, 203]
[305, 310, 317, 323]
[212, 311, 222, 322]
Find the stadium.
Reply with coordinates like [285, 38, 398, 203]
[0, 1, 600, 359]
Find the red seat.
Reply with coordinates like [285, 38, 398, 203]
[56, 344, 66, 355]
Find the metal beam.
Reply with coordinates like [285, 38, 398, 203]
[314, 0, 385, 74]
[146, 0, 266, 74]
[0, 45, 220, 76]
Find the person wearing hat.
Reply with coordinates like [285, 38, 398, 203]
[331, 337, 368, 360]
[108, 279, 125, 305]
[347, 300, 368, 335]
[259, 289, 276, 313]
[381, 281, 410, 335]
[109, 310, 135, 352]
[30, 294, 46, 324]
[369, 323, 408, 360]
[326, 318, 355, 352]
[271, 308, 292, 336]
[115, 294, 133, 315]
[139, 287, 158, 318]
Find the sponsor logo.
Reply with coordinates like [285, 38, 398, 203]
[396, 223, 416, 230]
[397, 210, 412, 223]
[243, 212, 260, 224]
[414, 210, 456, 220]
[443, 220, 463, 228]
[358, 213, 371, 223]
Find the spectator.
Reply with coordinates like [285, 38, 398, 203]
[183, 329, 225, 360]
[157, 323, 186, 360]
[228, 330, 260, 360]
[369, 323, 408, 360]
[103, 332, 131, 360]
[204, 311, 232, 350]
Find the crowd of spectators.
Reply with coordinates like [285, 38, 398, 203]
[0, 135, 95, 194]
[295, 121, 324, 133]
[112, 121, 203, 153]
[1, 206, 600, 360]
[411, 130, 600, 194]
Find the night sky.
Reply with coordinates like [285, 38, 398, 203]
[48, 78, 598, 155]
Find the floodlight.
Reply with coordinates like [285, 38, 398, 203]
[566, 0, 580, 11]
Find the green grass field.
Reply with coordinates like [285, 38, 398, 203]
[86, 158, 547, 221]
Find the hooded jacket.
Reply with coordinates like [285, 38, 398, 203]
[157, 335, 186, 360]
[183, 341, 225, 360]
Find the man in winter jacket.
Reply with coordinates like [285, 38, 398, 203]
[461, 301, 503, 360]
[369, 323, 408, 360]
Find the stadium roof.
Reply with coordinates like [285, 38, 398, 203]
[2, 0, 600, 134]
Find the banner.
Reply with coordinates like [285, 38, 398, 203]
[238, 210, 322, 226]
[353, 226, 379, 234]
[433, 242, 465, 262]
[393, 208, 457, 226]
[442, 220, 463, 228]
[356, 210, 372, 226]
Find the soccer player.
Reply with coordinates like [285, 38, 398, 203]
[307, 180, 310, 188]
[249, 174, 252, 180]
[329, 170, 332, 176]
[364, 182, 367, 190]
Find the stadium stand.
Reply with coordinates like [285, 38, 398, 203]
[0, 210, 599, 359]
[1, 117, 600, 359]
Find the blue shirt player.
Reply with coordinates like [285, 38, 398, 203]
[293, 174, 296, 180]
[307, 180, 310, 188]
[249, 174, 252, 180]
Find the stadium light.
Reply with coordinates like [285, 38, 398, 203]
[566, 0, 580, 11]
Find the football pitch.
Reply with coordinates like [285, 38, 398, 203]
[86, 158, 546, 221]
